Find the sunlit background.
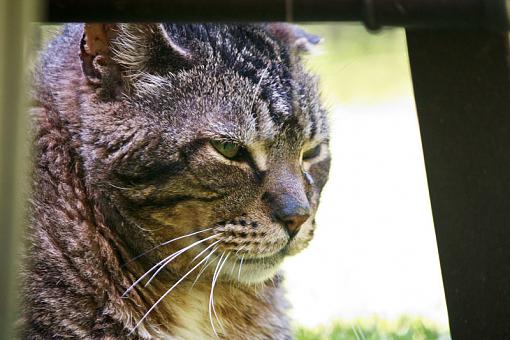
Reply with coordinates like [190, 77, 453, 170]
[35, 23, 450, 338]
[282, 24, 450, 338]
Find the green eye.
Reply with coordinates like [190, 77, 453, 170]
[302, 145, 321, 160]
[211, 140, 241, 159]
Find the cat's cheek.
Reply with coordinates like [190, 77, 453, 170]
[286, 219, 316, 256]
[306, 155, 331, 193]
[148, 201, 217, 231]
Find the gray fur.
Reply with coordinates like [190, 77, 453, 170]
[22, 23, 330, 338]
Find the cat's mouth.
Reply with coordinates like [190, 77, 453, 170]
[201, 218, 295, 283]
[235, 246, 288, 265]
[215, 246, 288, 284]
[239, 255, 283, 271]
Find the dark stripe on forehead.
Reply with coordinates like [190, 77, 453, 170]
[161, 23, 303, 126]
[245, 73, 294, 127]
[309, 109, 318, 139]
[296, 80, 318, 140]
[163, 23, 299, 128]
[268, 50, 295, 125]
[227, 32, 294, 126]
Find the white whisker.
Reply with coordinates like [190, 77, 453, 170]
[191, 239, 222, 263]
[235, 245, 246, 255]
[123, 228, 213, 267]
[210, 253, 229, 336]
[209, 252, 224, 337]
[191, 246, 218, 289]
[107, 182, 131, 190]
[229, 257, 237, 277]
[160, 228, 214, 247]
[131, 220, 156, 232]
[238, 255, 245, 281]
[122, 256, 173, 298]
[129, 250, 216, 335]
[122, 233, 220, 297]
[144, 233, 220, 287]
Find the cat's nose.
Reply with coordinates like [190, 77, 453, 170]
[263, 166, 312, 238]
[274, 203, 311, 238]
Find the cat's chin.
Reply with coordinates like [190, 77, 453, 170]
[221, 252, 285, 284]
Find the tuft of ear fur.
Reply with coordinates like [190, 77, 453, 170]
[80, 24, 194, 97]
[111, 24, 194, 79]
[265, 23, 322, 53]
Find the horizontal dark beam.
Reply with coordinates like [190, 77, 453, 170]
[45, 0, 510, 31]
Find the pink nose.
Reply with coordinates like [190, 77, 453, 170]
[276, 208, 310, 238]
[263, 190, 311, 239]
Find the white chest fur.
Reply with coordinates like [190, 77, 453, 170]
[149, 288, 218, 339]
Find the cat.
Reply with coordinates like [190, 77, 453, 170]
[22, 23, 330, 339]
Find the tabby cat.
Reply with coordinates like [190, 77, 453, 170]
[22, 23, 330, 339]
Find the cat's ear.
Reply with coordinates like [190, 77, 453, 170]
[80, 24, 120, 86]
[80, 24, 193, 90]
[111, 24, 195, 76]
[265, 23, 322, 53]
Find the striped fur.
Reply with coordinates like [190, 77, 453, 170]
[22, 23, 330, 339]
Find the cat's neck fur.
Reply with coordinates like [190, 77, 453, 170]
[23, 25, 291, 339]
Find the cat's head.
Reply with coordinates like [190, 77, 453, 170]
[78, 23, 330, 284]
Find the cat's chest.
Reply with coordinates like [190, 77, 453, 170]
[150, 288, 218, 339]
[170, 300, 212, 340]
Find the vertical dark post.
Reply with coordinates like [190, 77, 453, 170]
[0, 0, 36, 338]
[407, 30, 510, 338]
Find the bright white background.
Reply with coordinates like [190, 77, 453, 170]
[282, 25, 449, 329]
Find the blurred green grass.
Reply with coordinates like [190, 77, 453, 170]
[294, 317, 450, 340]
[302, 24, 412, 106]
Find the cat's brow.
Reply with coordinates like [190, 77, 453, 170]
[248, 142, 268, 171]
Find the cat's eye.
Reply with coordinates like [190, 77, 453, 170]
[211, 140, 242, 159]
[302, 145, 321, 160]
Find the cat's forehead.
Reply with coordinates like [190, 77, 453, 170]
[172, 71, 321, 146]
[161, 24, 285, 65]
[161, 25, 295, 117]
[199, 70, 328, 149]
[129, 24, 327, 150]
[133, 69, 326, 156]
